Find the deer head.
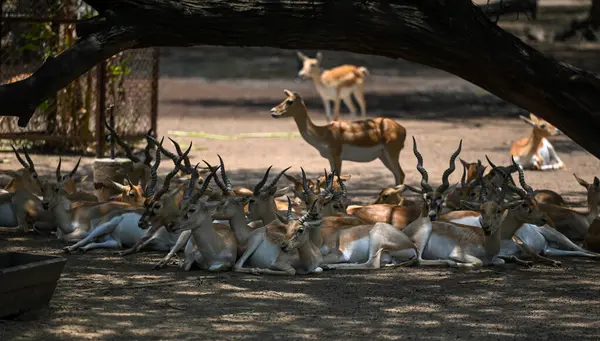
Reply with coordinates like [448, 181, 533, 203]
[374, 185, 411, 205]
[519, 113, 561, 137]
[137, 139, 191, 230]
[54, 157, 86, 194]
[411, 137, 462, 221]
[105, 177, 145, 205]
[489, 156, 548, 227]
[275, 198, 322, 252]
[6, 145, 41, 194]
[173, 163, 220, 233]
[460, 179, 516, 237]
[293, 167, 346, 217]
[296, 51, 323, 80]
[247, 165, 292, 222]
[573, 173, 600, 212]
[459, 158, 487, 185]
[270, 90, 305, 119]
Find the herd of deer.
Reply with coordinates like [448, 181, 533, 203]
[0, 51, 588, 275]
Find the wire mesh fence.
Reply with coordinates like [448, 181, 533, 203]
[0, 0, 158, 156]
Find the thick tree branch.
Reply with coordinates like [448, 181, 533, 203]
[4, 0, 600, 159]
[2, 24, 137, 127]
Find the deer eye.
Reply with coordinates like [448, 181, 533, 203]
[248, 198, 255, 204]
[297, 227, 305, 234]
[383, 194, 389, 198]
[540, 124, 547, 129]
[286, 99, 293, 106]
[154, 203, 161, 209]
[496, 209, 502, 214]
[189, 207, 196, 213]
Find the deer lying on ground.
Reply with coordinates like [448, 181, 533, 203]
[346, 137, 462, 229]
[53, 157, 98, 202]
[105, 177, 146, 205]
[448, 159, 600, 264]
[63, 149, 189, 253]
[118, 142, 194, 257]
[296, 51, 368, 122]
[43, 141, 165, 243]
[535, 174, 600, 242]
[398, 137, 517, 268]
[510, 113, 564, 171]
[0, 146, 56, 233]
[153, 165, 236, 271]
[271, 90, 407, 185]
[229, 198, 325, 276]
[372, 185, 418, 206]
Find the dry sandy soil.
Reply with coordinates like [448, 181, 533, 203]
[3, 3, 600, 340]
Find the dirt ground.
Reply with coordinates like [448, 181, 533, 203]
[3, 3, 600, 340]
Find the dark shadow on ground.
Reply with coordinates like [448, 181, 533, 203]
[161, 90, 521, 121]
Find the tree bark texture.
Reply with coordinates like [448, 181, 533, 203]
[3, 0, 600, 158]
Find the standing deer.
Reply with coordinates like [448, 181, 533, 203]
[296, 51, 368, 122]
[271, 90, 406, 185]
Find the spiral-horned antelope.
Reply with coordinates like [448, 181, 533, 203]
[510, 113, 564, 171]
[118, 142, 193, 257]
[152, 164, 234, 271]
[63, 148, 189, 254]
[42, 145, 166, 243]
[346, 137, 462, 229]
[271, 90, 406, 185]
[296, 51, 368, 122]
[397, 137, 516, 268]
[448, 159, 600, 264]
[228, 198, 325, 276]
[104, 119, 156, 189]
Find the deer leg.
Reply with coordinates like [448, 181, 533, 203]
[353, 85, 367, 117]
[65, 217, 121, 253]
[379, 146, 405, 185]
[119, 224, 162, 256]
[327, 148, 343, 175]
[512, 235, 562, 267]
[80, 239, 121, 252]
[498, 255, 534, 267]
[251, 261, 296, 276]
[154, 230, 192, 269]
[233, 233, 265, 274]
[321, 97, 332, 122]
[447, 251, 487, 269]
[333, 88, 342, 121]
[342, 96, 357, 118]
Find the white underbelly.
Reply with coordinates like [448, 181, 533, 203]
[318, 86, 357, 101]
[341, 144, 384, 162]
[0, 202, 17, 227]
[340, 237, 370, 263]
[449, 216, 481, 227]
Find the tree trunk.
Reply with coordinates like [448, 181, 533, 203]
[2, 0, 600, 158]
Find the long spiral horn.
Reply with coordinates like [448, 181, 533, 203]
[70, 157, 82, 178]
[168, 137, 192, 172]
[298, 199, 319, 225]
[217, 154, 233, 192]
[153, 142, 192, 201]
[22, 147, 36, 174]
[253, 166, 273, 195]
[286, 196, 294, 221]
[437, 139, 462, 194]
[56, 157, 62, 182]
[203, 160, 228, 194]
[143, 129, 155, 166]
[300, 167, 313, 196]
[487, 155, 525, 199]
[104, 119, 140, 163]
[511, 156, 534, 196]
[264, 166, 291, 193]
[192, 163, 220, 203]
[183, 163, 201, 201]
[460, 163, 467, 187]
[144, 137, 163, 197]
[11, 145, 29, 169]
[412, 136, 433, 193]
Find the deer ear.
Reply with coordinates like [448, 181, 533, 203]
[315, 51, 323, 63]
[594, 177, 600, 188]
[296, 51, 308, 60]
[339, 174, 352, 181]
[519, 115, 537, 127]
[529, 113, 539, 122]
[460, 158, 469, 168]
[284, 89, 293, 97]
[503, 200, 523, 210]
[573, 173, 589, 188]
